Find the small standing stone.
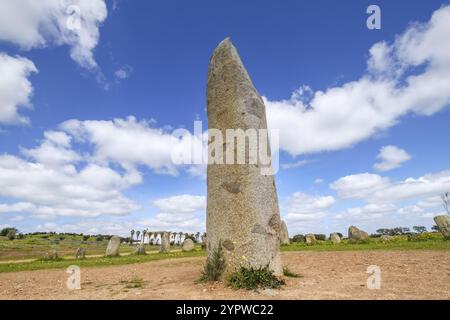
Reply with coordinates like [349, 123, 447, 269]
[159, 232, 170, 253]
[75, 248, 86, 259]
[280, 221, 290, 245]
[134, 244, 146, 255]
[305, 234, 317, 245]
[330, 233, 341, 244]
[105, 236, 121, 257]
[348, 226, 369, 243]
[433, 215, 450, 239]
[182, 238, 195, 252]
[43, 250, 59, 260]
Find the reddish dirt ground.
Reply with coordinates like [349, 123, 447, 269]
[0, 250, 449, 300]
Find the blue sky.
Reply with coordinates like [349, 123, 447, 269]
[0, 0, 449, 237]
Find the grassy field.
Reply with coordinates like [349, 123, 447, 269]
[281, 233, 450, 252]
[0, 232, 448, 273]
[0, 233, 173, 261]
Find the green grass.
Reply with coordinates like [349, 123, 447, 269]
[0, 233, 178, 261]
[120, 277, 146, 289]
[283, 266, 302, 278]
[282, 233, 450, 252]
[198, 247, 225, 283]
[0, 232, 448, 274]
[228, 266, 285, 290]
[0, 249, 206, 273]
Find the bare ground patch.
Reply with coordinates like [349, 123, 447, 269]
[0, 250, 449, 300]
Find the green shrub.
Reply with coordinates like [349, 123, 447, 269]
[228, 265, 285, 290]
[408, 232, 436, 242]
[6, 229, 16, 240]
[1, 227, 18, 237]
[199, 247, 225, 282]
[314, 234, 326, 241]
[283, 267, 301, 278]
[292, 234, 305, 243]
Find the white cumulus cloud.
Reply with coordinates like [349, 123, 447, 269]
[0, 53, 37, 125]
[265, 4, 450, 156]
[0, 0, 108, 70]
[373, 145, 411, 172]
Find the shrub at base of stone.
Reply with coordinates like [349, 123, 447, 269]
[199, 247, 225, 283]
[228, 265, 285, 290]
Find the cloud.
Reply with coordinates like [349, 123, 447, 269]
[281, 159, 310, 170]
[114, 65, 133, 80]
[0, 53, 37, 125]
[152, 194, 205, 213]
[0, 0, 107, 70]
[330, 170, 450, 204]
[35, 219, 134, 235]
[283, 192, 335, 233]
[374, 145, 411, 172]
[0, 129, 140, 219]
[265, 4, 450, 156]
[136, 194, 206, 232]
[60, 116, 201, 177]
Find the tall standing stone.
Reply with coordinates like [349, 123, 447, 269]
[434, 215, 450, 239]
[280, 221, 290, 245]
[159, 232, 170, 253]
[206, 38, 282, 277]
[105, 236, 121, 257]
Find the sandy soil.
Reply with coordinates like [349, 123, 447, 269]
[0, 250, 449, 300]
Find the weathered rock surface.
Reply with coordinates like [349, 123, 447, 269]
[305, 234, 317, 245]
[134, 244, 146, 255]
[105, 236, 121, 257]
[75, 248, 86, 259]
[330, 233, 341, 244]
[159, 232, 170, 253]
[206, 38, 282, 277]
[434, 215, 450, 238]
[43, 250, 59, 261]
[348, 226, 369, 243]
[182, 239, 195, 252]
[280, 220, 290, 245]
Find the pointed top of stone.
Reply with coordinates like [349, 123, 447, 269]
[208, 37, 252, 76]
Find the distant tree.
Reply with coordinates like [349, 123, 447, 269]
[130, 229, 135, 242]
[292, 234, 305, 243]
[136, 230, 140, 242]
[431, 225, 440, 232]
[413, 226, 427, 234]
[314, 234, 326, 241]
[6, 229, 17, 240]
[376, 228, 390, 235]
[82, 235, 90, 241]
[442, 192, 450, 214]
[1, 227, 18, 237]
